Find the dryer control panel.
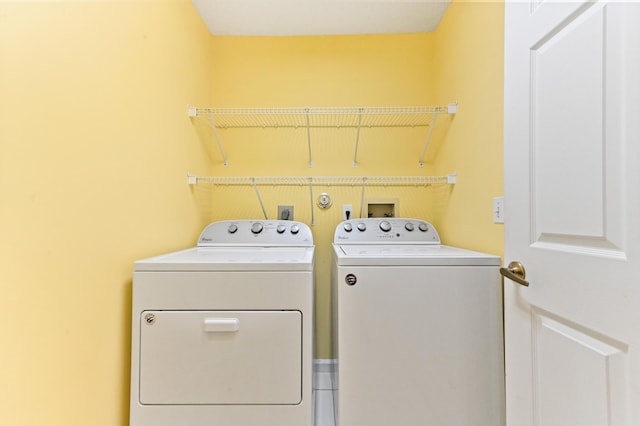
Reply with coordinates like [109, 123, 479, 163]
[198, 220, 313, 247]
[334, 218, 440, 244]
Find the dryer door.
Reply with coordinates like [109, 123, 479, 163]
[138, 310, 302, 405]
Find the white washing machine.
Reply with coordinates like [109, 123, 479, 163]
[130, 220, 314, 426]
[332, 218, 504, 426]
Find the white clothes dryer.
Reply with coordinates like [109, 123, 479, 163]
[130, 220, 314, 426]
[332, 218, 504, 426]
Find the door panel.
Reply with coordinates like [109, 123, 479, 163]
[533, 6, 605, 240]
[504, 1, 640, 425]
[532, 309, 628, 425]
[530, 3, 625, 257]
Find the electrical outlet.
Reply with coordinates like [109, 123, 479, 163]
[343, 204, 353, 221]
[278, 205, 294, 221]
[493, 197, 504, 224]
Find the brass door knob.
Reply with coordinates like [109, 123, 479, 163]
[500, 261, 529, 287]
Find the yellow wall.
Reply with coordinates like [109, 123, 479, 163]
[0, 1, 214, 425]
[0, 0, 504, 423]
[430, 0, 505, 255]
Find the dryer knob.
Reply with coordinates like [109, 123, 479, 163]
[290, 224, 300, 234]
[357, 222, 367, 232]
[251, 222, 264, 234]
[379, 221, 392, 232]
[405, 222, 415, 232]
[343, 223, 353, 232]
[418, 222, 429, 232]
[276, 225, 286, 234]
[228, 224, 238, 234]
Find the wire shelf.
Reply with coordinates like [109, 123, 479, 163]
[188, 103, 457, 167]
[187, 174, 457, 186]
[189, 105, 455, 129]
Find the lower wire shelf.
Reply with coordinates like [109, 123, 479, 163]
[187, 173, 456, 225]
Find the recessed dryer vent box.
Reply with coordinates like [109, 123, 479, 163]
[364, 198, 399, 218]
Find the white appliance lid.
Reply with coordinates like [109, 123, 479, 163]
[135, 246, 315, 272]
[333, 244, 500, 266]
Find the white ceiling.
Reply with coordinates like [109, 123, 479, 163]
[191, 0, 451, 36]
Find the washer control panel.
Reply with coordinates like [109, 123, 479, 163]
[334, 218, 440, 244]
[198, 220, 313, 246]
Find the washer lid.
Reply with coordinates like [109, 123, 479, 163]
[333, 244, 500, 266]
[135, 246, 315, 272]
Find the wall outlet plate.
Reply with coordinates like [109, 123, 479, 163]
[493, 197, 504, 223]
[343, 204, 353, 221]
[278, 205, 294, 220]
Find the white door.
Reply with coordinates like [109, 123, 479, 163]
[504, 1, 640, 425]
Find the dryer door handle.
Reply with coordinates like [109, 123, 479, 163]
[203, 318, 240, 332]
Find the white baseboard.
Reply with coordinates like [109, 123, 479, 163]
[314, 359, 337, 373]
[314, 359, 338, 391]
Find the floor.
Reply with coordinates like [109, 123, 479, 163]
[313, 362, 338, 426]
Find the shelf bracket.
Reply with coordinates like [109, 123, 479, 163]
[417, 102, 456, 167]
[189, 107, 228, 167]
[308, 178, 315, 226]
[252, 178, 268, 220]
[418, 112, 438, 168]
[353, 109, 364, 167]
[305, 109, 313, 167]
[358, 177, 367, 218]
[208, 116, 228, 167]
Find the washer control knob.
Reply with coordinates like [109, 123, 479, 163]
[276, 224, 286, 234]
[251, 222, 264, 234]
[343, 223, 353, 232]
[357, 222, 367, 232]
[290, 224, 300, 234]
[418, 222, 429, 232]
[379, 221, 392, 232]
[227, 224, 238, 234]
[405, 222, 415, 232]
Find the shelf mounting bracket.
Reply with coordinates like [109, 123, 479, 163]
[305, 109, 313, 167]
[352, 109, 364, 167]
[189, 107, 228, 167]
[208, 116, 228, 167]
[418, 112, 438, 168]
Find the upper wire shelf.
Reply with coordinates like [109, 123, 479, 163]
[188, 105, 456, 129]
[188, 103, 457, 168]
[187, 174, 457, 186]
